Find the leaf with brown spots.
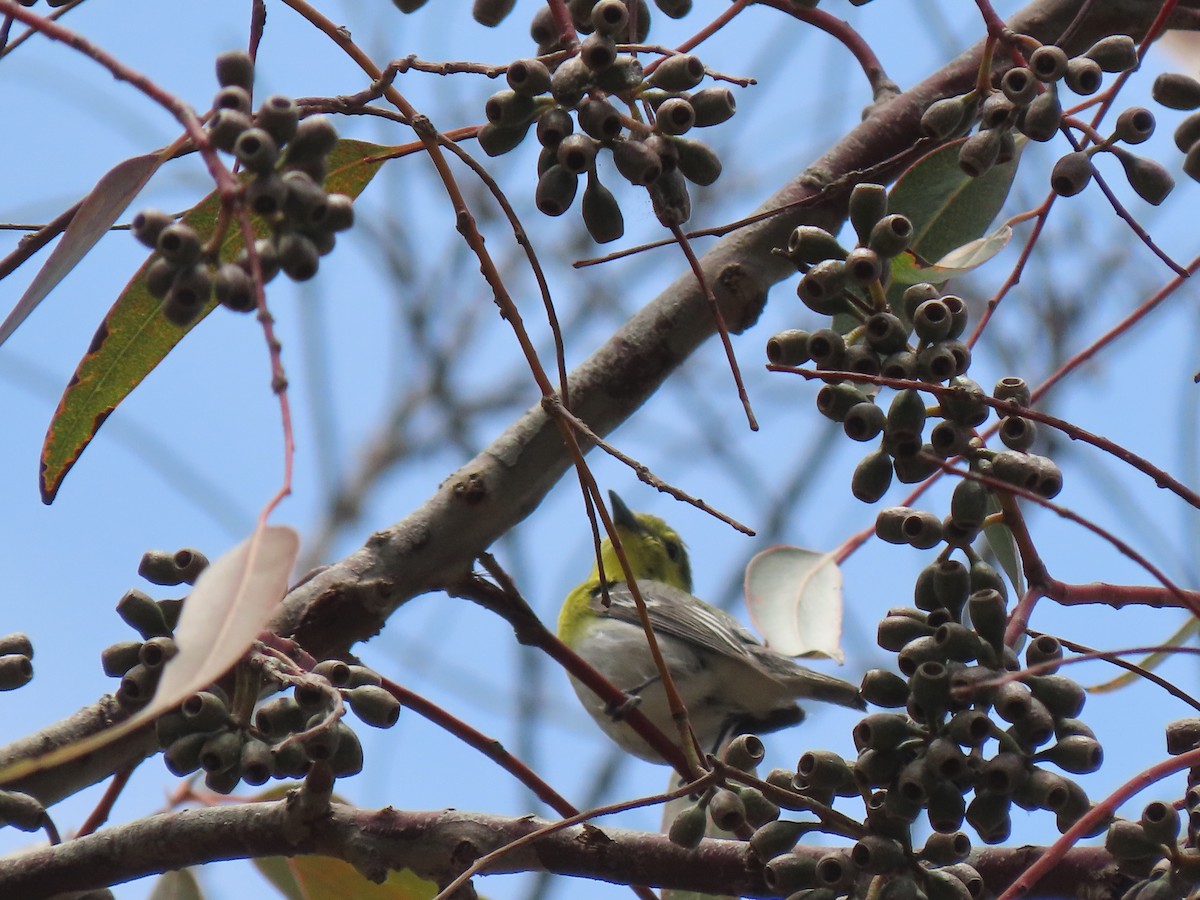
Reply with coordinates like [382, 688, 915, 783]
[39, 140, 388, 503]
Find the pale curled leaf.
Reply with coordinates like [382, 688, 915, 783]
[743, 546, 845, 662]
[151, 523, 299, 706]
[0, 523, 299, 787]
[0, 151, 166, 348]
[890, 225, 1013, 286]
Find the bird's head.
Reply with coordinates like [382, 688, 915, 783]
[592, 491, 692, 593]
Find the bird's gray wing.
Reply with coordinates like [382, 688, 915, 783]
[592, 580, 763, 660]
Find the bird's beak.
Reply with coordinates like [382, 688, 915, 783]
[608, 491, 641, 532]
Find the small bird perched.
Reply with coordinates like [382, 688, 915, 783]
[558, 492, 865, 762]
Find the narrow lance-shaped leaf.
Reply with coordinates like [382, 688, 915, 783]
[39, 140, 389, 504]
[0, 150, 169, 348]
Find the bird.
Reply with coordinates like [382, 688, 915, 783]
[557, 491, 864, 762]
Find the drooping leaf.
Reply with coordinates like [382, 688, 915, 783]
[39, 140, 389, 503]
[983, 494, 1025, 599]
[148, 868, 205, 900]
[889, 224, 1013, 286]
[1087, 616, 1198, 693]
[255, 856, 438, 900]
[0, 524, 299, 787]
[0, 150, 168, 349]
[888, 135, 1024, 264]
[743, 545, 846, 662]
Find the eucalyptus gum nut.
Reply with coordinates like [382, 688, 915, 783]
[709, 788, 747, 831]
[932, 559, 970, 611]
[581, 172, 624, 243]
[555, 133, 598, 174]
[892, 447, 940, 484]
[213, 264, 255, 309]
[590, 0, 628, 33]
[0, 654, 32, 691]
[1027, 674, 1085, 718]
[595, 55, 645, 93]
[536, 107, 574, 147]
[655, 0, 691, 17]
[917, 344, 957, 382]
[887, 388, 926, 433]
[851, 835, 906, 875]
[766, 329, 811, 366]
[1040, 734, 1103, 773]
[648, 53, 705, 91]
[655, 97, 696, 135]
[117, 588, 171, 639]
[234, 127, 279, 173]
[256, 695, 304, 736]
[215, 50, 255, 92]
[1110, 146, 1174, 206]
[897, 635, 945, 677]
[550, 56, 592, 107]
[967, 588, 1007, 650]
[958, 128, 1003, 178]
[847, 183, 888, 248]
[277, 233, 319, 281]
[689, 87, 737, 127]
[247, 171, 287, 216]
[566, 0, 597, 29]
[853, 712, 919, 752]
[815, 380, 863, 421]
[138, 636, 177, 671]
[749, 821, 806, 861]
[868, 214, 913, 258]
[999, 416, 1036, 451]
[117, 663, 159, 709]
[844, 402, 886, 442]
[529, 4, 558, 46]
[581, 31, 618, 72]
[807, 329, 848, 371]
[926, 780, 967, 834]
[1140, 800, 1181, 844]
[644, 133, 678, 174]
[877, 611, 935, 651]
[1012, 766, 1070, 812]
[763, 852, 818, 895]
[1025, 634, 1063, 673]
[1001, 67, 1038, 105]
[980, 93, 1017, 130]
[941, 340, 971, 377]
[163, 732, 208, 776]
[0, 635, 30, 665]
[880, 351, 916, 379]
[1155, 72, 1200, 111]
[611, 138, 662, 185]
[797, 259, 848, 314]
[852, 448, 894, 503]
[132, 209, 173, 249]
[864, 312, 905, 353]
[1027, 45, 1068, 83]
[842, 346, 882, 377]
[940, 377, 989, 427]
[993, 375, 1031, 406]
[930, 420, 972, 458]
[940, 294, 968, 338]
[991, 450, 1040, 493]
[1065, 56, 1102, 95]
[213, 87, 252, 122]
[1106, 819, 1164, 862]
[921, 95, 971, 139]
[1184, 141, 1200, 183]
[950, 479, 988, 529]
[786, 225, 849, 266]
[1165, 718, 1200, 755]
[182, 690, 230, 732]
[1114, 106, 1155, 145]
[286, 116, 339, 165]
[485, 90, 539, 129]
[673, 136, 722, 185]
[947, 709, 992, 748]
[649, 168, 691, 225]
[251, 95, 298, 148]
[348, 685, 402, 728]
[913, 299, 952, 342]
[1018, 87, 1062, 141]
[156, 224, 202, 267]
[505, 59, 552, 97]
[912, 664, 953, 724]
[1084, 34, 1138, 73]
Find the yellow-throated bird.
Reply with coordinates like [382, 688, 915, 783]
[558, 492, 864, 762]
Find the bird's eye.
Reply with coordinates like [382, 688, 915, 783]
[663, 538, 681, 562]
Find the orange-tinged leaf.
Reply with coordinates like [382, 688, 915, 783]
[39, 140, 389, 503]
[0, 523, 298, 787]
[0, 150, 168, 349]
[254, 856, 438, 900]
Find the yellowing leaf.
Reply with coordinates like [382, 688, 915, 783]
[254, 856, 438, 900]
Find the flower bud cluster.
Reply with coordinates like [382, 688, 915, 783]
[134, 51, 354, 326]
[1150, 71, 1200, 188]
[482, 5, 734, 240]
